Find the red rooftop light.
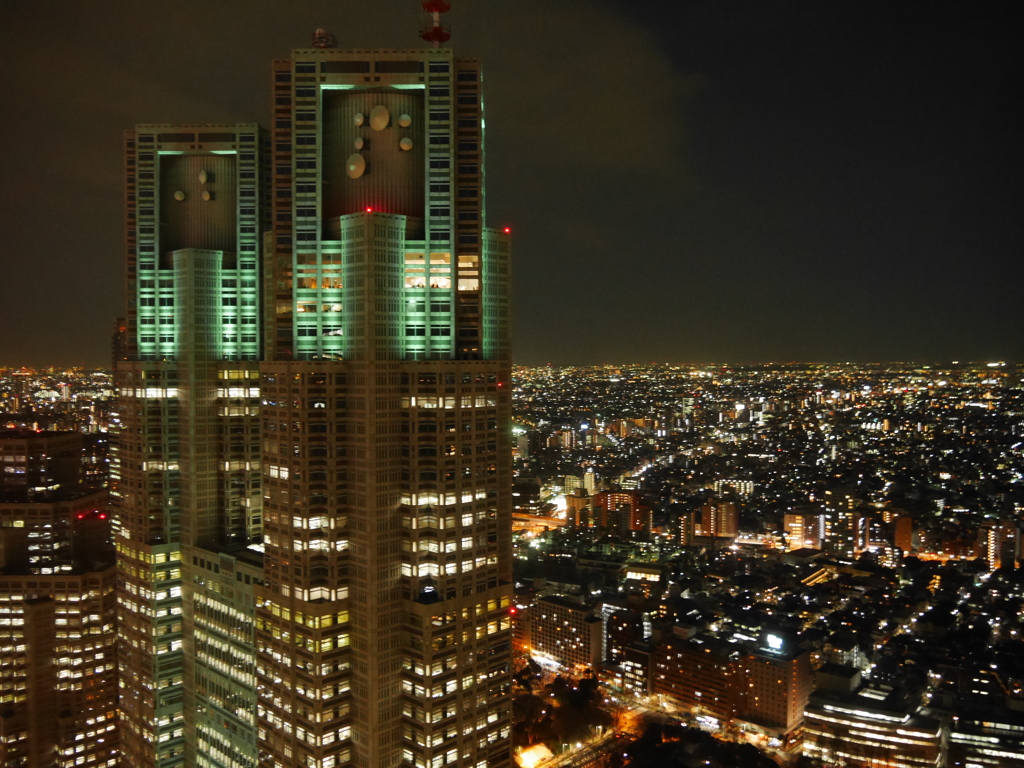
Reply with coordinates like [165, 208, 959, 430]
[420, 0, 451, 46]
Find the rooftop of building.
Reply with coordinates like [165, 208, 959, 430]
[536, 594, 593, 612]
[0, 485, 106, 505]
[0, 428, 79, 441]
[663, 632, 744, 660]
[211, 543, 265, 569]
[817, 663, 861, 680]
[807, 684, 934, 724]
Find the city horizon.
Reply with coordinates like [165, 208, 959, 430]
[3, 358, 1020, 371]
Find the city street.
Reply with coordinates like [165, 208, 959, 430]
[538, 732, 631, 768]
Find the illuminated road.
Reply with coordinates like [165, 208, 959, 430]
[539, 732, 631, 768]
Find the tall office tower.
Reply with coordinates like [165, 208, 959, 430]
[256, 23, 513, 768]
[739, 640, 812, 737]
[0, 431, 117, 768]
[114, 125, 270, 768]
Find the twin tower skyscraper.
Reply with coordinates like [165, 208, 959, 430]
[114, 23, 513, 768]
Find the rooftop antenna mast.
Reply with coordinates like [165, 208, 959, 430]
[420, 1, 451, 47]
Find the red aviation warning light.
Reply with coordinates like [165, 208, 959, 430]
[420, 1, 452, 46]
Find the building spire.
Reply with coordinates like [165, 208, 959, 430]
[420, 1, 451, 47]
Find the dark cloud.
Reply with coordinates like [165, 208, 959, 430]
[465, 1, 699, 177]
[0, 1, 1019, 366]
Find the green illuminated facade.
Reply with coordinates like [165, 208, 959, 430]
[115, 127, 268, 768]
[264, 49, 509, 363]
[255, 42, 513, 768]
[116, 34, 513, 768]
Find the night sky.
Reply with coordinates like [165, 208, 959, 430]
[0, 1, 1019, 367]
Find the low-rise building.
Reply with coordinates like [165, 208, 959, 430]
[653, 635, 743, 723]
[527, 595, 603, 672]
[803, 687, 948, 768]
[652, 631, 812, 737]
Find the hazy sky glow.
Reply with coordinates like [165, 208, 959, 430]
[0, 1, 1019, 366]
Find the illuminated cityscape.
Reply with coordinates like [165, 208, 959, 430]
[5, 361, 1024, 765]
[507, 362, 1024, 765]
[0, 3, 1020, 768]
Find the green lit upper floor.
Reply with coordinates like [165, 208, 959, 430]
[125, 125, 269, 362]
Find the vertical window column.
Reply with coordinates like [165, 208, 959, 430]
[453, 66, 482, 360]
[136, 134, 158, 359]
[238, 130, 261, 360]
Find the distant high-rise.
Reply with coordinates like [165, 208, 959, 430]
[784, 511, 824, 551]
[0, 430, 117, 768]
[0, 429, 83, 495]
[894, 515, 914, 554]
[565, 487, 591, 529]
[113, 11, 513, 768]
[981, 520, 1019, 571]
[591, 490, 650, 536]
[821, 489, 864, 560]
[697, 499, 738, 538]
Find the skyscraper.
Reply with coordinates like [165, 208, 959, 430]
[115, 11, 513, 768]
[0, 430, 118, 768]
[114, 125, 269, 768]
[256, 26, 513, 768]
